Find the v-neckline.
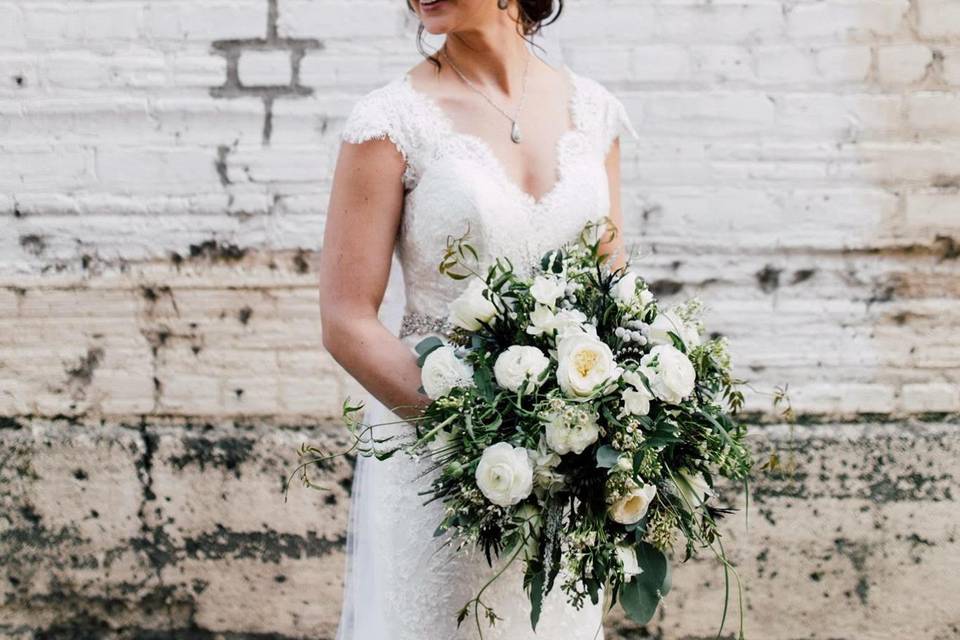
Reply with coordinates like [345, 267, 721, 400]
[402, 63, 581, 209]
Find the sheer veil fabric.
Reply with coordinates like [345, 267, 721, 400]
[333, 21, 639, 639]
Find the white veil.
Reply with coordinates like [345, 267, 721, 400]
[334, 21, 565, 640]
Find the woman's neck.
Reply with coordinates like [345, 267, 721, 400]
[441, 18, 530, 96]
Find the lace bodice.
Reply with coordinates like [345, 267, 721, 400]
[340, 64, 638, 321]
[335, 64, 638, 640]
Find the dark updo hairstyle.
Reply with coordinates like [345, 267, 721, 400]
[404, 0, 564, 67]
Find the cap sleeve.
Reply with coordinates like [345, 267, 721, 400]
[602, 91, 639, 154]
[340, 80, 418, 188]
[569, 72, 639, 155]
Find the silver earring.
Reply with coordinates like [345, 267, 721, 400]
[498, 0, 508, 9]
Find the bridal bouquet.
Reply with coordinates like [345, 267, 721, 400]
[295, 220, 752, 636]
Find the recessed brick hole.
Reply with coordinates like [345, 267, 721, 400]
[209, 0, 322, 145]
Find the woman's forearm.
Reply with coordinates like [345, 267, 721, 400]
[322, 313, 430, 421]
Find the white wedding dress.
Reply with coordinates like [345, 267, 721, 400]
[334, 61, 638, 640]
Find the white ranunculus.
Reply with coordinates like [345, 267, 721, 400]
[608, 482, 658, 525]
[616, 545, 642, 578]
[640, 345, 695, 404]
[494, 345, 550, 394]
[612, 271, 640, 303]
[448, 279, 498, 332]
[543, 407, 601, 455]
[621, 386, 654, 417]
[420, 345, 474, 400]
[474, 442, 534, 507]
[673, 468, 712, 511]
[648, 308, 701, 350]
[529, 275, 567, 308]
[555, 333, 622, 399]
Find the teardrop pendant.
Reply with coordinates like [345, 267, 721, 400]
[510, 121, 521, 144]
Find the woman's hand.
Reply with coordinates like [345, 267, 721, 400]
[319, 136, 430, 421]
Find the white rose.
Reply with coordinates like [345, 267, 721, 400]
[448, 279, 498, 332]
[648, 308, 701, 350]
[673, 468, 712, 511]
[612, 271, 639, 303]
[420, 346, 474, 400]
[494, 345, 551, 394]
[475, 442, 534, 507]
[543, 407, 601, 455]
[555, 333, 621, 399]
[608, 482, 658, 525]
[529, 275, 567, 308]
[616, 545, 642, 578]
[640, 345, 695, 404]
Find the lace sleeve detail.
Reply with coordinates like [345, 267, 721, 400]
[340, 79, 419, 189]
[570, 72, 639, 156]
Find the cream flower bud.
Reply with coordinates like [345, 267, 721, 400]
[608, 482, 657, 525]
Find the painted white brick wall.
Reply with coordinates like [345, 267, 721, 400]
[2, 0, 959, 421]
[1, 2, 960, 638]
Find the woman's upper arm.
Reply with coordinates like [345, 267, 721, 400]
[319, 137, 406, 327]
[599, 90, 637, 269]
[601, 137, 627, 269]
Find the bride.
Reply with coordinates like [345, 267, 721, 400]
[319, 0, 637, 637]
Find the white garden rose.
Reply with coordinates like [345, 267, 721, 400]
[608, 482, 658, 525]
[543, 407, 601, 455]
[420, 345, 474, 400]
[555, 333, 621, 399]
[494, 345, 550, 393]
[474, 442, 534, 507]
[673, 468, 712, 510]
[529, 275, 567, 308]
[640, 345, 696, 405]
[616, 545, 642, 578]
[448, 279, 498, 331]
[648, 308, 701, 350]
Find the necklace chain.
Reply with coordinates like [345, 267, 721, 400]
[440, 45, 531, 143]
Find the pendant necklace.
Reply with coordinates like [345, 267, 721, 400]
[440, 45, 531, 144]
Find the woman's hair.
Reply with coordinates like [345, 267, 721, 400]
[405, 0, 564, 67]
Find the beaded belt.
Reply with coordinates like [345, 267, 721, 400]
[398, 311, 454, 339]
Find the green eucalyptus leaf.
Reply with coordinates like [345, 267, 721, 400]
[620, 542, 670, 624]
[595, 445, 621, 469]
[414, 336, 445, 367]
